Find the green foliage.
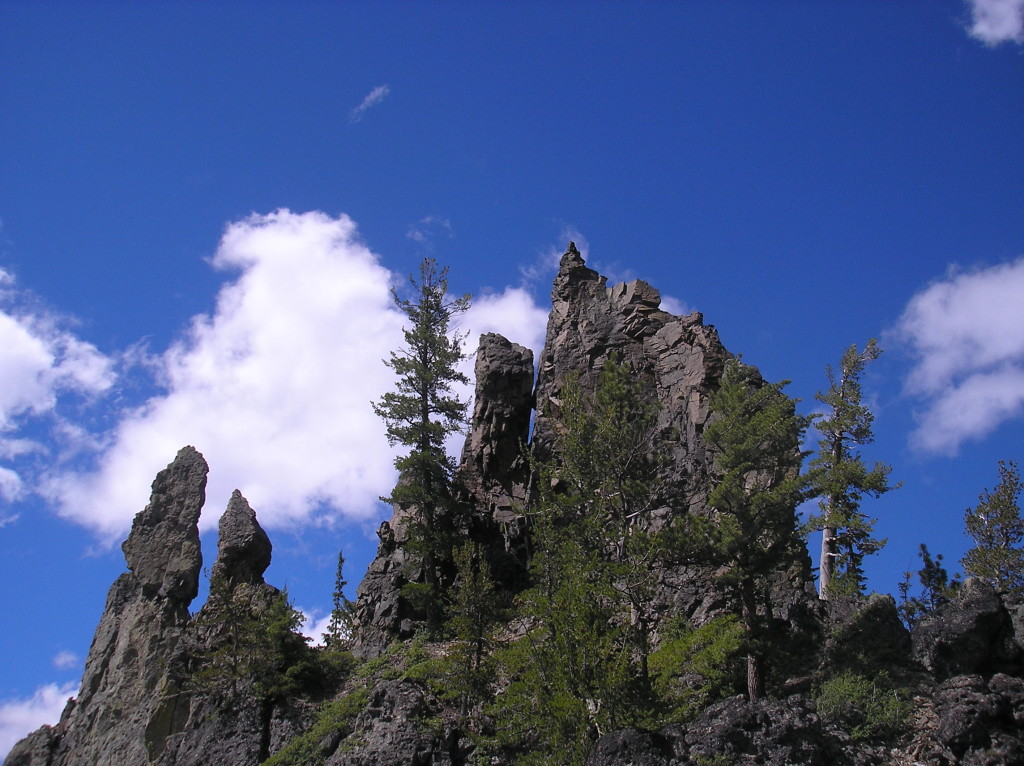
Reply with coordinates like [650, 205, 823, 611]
[815, 671, 911, 742]
[261, 687, 369, 766]
[897, 544, 960, 629]
[190, 581, 319, 705]
[372, 258, 471, 629]
[962, 460, 1024, 596]
[807, 340, 896, 599]
[694, 359, 812, 700]
[648, 615, 744, 721]
[446, 542, 500, 715]
[485, 357, 674, 764]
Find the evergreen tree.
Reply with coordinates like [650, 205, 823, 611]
[962, 460, 1024, 595]
[808, 339, 896, 600]
[897, 544, 959, 629]
[325, 550, 354, 649]
[373, 258, 471, 629]
[698, 359, 811, 701]
[447, 542, 499, 717]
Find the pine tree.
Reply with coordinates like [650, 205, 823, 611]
[325, 550, 354, 649]
[373, 258, 471, 629]
[897, 544, 959, 629]
[808, 339, 896, 600]
[962, 460, 1024, 595]
[699, 359, 811, 701]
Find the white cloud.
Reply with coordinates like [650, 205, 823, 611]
[660, 295, 693, 316]
[966, 0, 1024, 45]
[892, 256, 1024, 454]
[43, 210, 550, 540]
[0, 682, 77, 761]
[349, 84, 390, 123]
[51, 651, 79, 670]
[299, 607, 333, 646]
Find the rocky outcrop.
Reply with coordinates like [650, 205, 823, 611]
[5, 447, 208, 766]
[352, 244, 818, 657]
[352, 332, 535, 656]
[912, 579, 1022, 680]
[4, 450, 311, 766]
[587, 695, 854, 766]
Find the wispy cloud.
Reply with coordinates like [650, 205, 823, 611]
[965, 0, 1024, 45]
[51, 651, 79, 670]
[0, 270, 115, 505]
[348, 84, 390, 123]
[406, 215, 453, 246]
[0, 682, 77, 761]
[891, 256, 1024, 454]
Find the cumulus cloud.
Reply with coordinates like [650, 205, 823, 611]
[966, 0, 1024, 45]
[0, 682, 77, 761]
[348, 85, 390, 123]
[42, 210, 550, 540]
[44, 210, 405, 537]
[0, 270, 115, 502]
[892, 256, 1024, 454]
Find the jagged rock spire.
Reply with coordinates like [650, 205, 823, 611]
[122, 445, 207, 602]
[210, 489, 271, 586]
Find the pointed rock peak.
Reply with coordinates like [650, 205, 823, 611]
[554, 242, 604, 298]
[560, 241, 585, 270]
[211, 489, 272, 586]
[122, 446, 207, 603]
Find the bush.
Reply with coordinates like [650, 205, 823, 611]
[814, 671, 910, 742]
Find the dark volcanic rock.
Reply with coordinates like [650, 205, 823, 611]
[679, 695, 850, 766]
[458, 332, 534, 522]
[210, 489, 272, 585]
[912, 578, 1021, 680]
[586, 728, 676, 766]
[931, 673, 1024, 764]
[823, 594, 911, 676]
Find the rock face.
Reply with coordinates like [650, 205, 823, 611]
[353, 244, 817, 656]
[352, 332, 535, 656]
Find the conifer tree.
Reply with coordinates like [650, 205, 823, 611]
[962, 460, 1024, 595]
[699, 359, 811, 701]
[808, 339, 896, 600]
[325, 550, 354, 649]
[897, 544, 959, 629]
[373, 258, 471, 629]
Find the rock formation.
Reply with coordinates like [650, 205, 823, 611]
[10, 245, 1024, 766]
[5, 450, 308, 766]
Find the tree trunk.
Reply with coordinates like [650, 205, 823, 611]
[819, 525, 835, 600]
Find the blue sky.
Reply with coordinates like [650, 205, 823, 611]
[1, 0, 1023, 754]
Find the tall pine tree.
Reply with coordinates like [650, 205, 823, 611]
[700, 359, 811, 701]
[373, 258, 471, 629]
[808, 339, 896, 600]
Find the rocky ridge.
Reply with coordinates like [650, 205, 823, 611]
[7, 246, 1024, 766]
